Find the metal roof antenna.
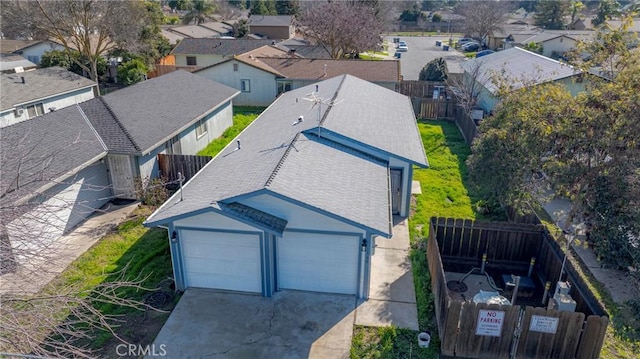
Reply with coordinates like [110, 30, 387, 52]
[302, 87, 343, 137]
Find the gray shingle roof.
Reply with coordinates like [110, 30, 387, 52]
[146, 75, 427, 235]
[461, 47, 581, 94]
[0, 104, 106, 205]
[99, 70, 239, 154]
[79, 99, 139, 154]
[0, 67, 96, 112]
[218, 202, 287, 235]
[321, 76, 428, 166]
[172, 38, 275, 56]
[0, 54, 36, 72]
[248, 15, 292, 27]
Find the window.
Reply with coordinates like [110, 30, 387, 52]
[233, 63, 239, 72]
[277, 81, 293, 95]
[195, 118, 207, 138]
[26, 103, 44, 118]
[186, 56, 197, 66]
[241, 79, 251, 92]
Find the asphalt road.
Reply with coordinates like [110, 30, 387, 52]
[386, 35, 468, 81]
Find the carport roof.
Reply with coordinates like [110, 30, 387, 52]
[146, 75, 427, 236]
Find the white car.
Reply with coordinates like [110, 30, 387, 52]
[397, 45, 408, 52]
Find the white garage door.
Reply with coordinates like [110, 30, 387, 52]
[277, 232, 359, 295]
[180, 230, 262, 293]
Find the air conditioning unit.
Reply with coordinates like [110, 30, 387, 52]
[14, 108, 24, 116]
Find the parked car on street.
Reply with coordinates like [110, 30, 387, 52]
[475, 50, 495, 58]
[462, 42, 480, 52]
[397, 44, 409, 52]
[458, 38, 475, 45]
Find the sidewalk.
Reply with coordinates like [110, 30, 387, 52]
[0, 201, 140, 295]
[540, 192, 638, 304]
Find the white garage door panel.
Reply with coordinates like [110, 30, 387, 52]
[181, 230, 261, 293]
[278, 232, 359, 294]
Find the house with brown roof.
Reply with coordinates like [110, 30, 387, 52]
[170, 38, 276, 70]
[194, 45, 401, 106]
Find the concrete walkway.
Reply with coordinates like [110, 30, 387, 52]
[355, 217, 419, 331]
[540, 193, 639, 304]
[0, 201, 140, 295]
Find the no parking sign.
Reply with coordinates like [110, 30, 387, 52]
[476, 310, 505, 337]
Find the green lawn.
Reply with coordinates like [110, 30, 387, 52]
[44, 206, 174, 351]
[352, 120, 490, 358]
[198, 106, 265, 157]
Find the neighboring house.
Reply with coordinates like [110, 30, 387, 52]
[81, 70, 239, 198]
[0, 54, 37, 73]
[0, 67, 97, 127]
[507, 30, 595, 58]
[195, 45, 401, 106]
[276, 38, 332, 59]
[606, 18, 640, 34]
[144, 74, 428, 298]
[0, 39, 65, 64]
[166, 25, 225, 39]
[461, 47, 583, 113]
[486, 24, 541, 50]
[171, 38, 275, 70]
[248, 15, 295, 39]
[1, 71, 238, 265]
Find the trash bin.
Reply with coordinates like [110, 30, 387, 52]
[395, 52, 401, 59]
[443, 45, 449, 51]
[418, 331, 431, 348]
[436, 40, 442, 46]
[393, 37, 400, 43]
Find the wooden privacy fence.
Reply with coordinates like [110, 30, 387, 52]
[427, 217, 609, 358]
[454, 106, 479, 144]
[412, 98, 457, 120]
[157, 154, 212, 186]
[398, 80, 446, 98]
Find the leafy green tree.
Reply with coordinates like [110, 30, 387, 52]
[40, 50, 107, 79]
[275, 0, 299, 15]
[183, 0, 217, 25]
[523, 41, 543, 54]
[570, 0, 585, 24]
[399, 4, 423, 21]
[534, 0, 570, 29]
[169, 0, 190, 10]
[422, 0, 445, 11]
[432, 13, 442, 22]
[593, 0, 620, 26]
[232, 19, 249, 38]
[419, 57, 448, 81]
[250, 0, 276, 15]
[117, 58, 148, 86]
[467, 36, 640, 270]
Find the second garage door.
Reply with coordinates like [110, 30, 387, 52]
[277, 232, 359, 295]
[180, 230, 262, 293]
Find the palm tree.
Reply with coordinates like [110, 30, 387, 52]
[182, 0, 217, 25]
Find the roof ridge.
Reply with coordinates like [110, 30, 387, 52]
[318, 74, 346, 127]
[98, 97, 141, 152]
[76, 103, 108, 152]
[264, 132, 301, 188]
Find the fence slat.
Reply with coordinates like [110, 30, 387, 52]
[576, 316, 609, 359]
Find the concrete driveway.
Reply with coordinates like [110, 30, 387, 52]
[149, 218, 419, 358]
[150, 289, 356, 359]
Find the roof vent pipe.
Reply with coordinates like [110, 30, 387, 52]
[21, 76, 26, 84]
[324, 64, 327, 77]
[236, 140, 241, 150]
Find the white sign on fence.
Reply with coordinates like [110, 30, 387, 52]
[529, 315, 559, 334]
[476, 310, 505, 337]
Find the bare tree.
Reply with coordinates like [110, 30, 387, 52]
[296, 1, 384, 59]
[0, 121, 159, 357]
[451, 58, 488, 115]
[0, 0, 149, 83]
[456, 0, 512, 43]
